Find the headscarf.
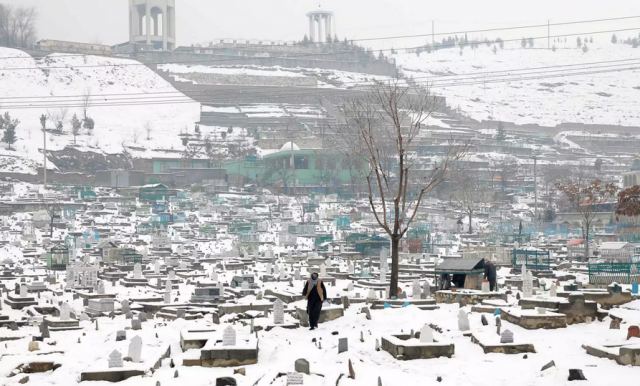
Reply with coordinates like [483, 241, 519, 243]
[310, 272, 319, 287]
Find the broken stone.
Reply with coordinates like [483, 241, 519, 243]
[541, 360, 556, 371]
[233, 368, 246, 376]
[295, 358, 310, 375]
[216, 377, 237, 386]
[481, 315, 488, 326]
[338, 337, 348, 353]
[568, 369, 587, 381]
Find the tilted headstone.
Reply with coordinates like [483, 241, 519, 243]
[457, 309, 470, 331]
[419, 324, 434, 343]
[108, 349, 123, 368]
[60, 302, 71, 320]
[131, 318, 141, 330]
[223, 326, 236, 346]
[39, 322, 50, 338]
[273, 299, 285, 325]
[121, 299, 131, 314]
[116, 330, 126, 341]
[481, 315, 488, 326]
[128, 335, 142, 363]
[500, 329, 514, 344]
[496, 316, 502, 335]
[338, 337, 348, 353]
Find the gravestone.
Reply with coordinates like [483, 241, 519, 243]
[423, 280, 431, 298]
[132, 318, 141, 330]
[60, 302, 71, 320]
[348, 262, 355, 274]
[133, 263, 142, 280]
[522, 270, 533, 298]
[367, 289, 377, 300]
[20, 284, 28, 297]
[128, 336, 142, 363]
[97, 281, 105, 295]
[168, 270, 176, 281]
[420, 324, 434, 343]
[28, 341, 39, 352]
[116, 330, 126, 341]
[481, 315, 488, 326]
[495, 316, 502, 335]
[500, 329, 514, 344]
[320, 264, 327, 277]
[347, 282, 354, 292]
[121, 300, 130, 314]
[223, 326, 236, 346]
[362, 307, 372, 320]
[481, 280, 490, 293]
[286, 373, 303, 385]
[164, 281, 172, 304]
[216, 377, 237, 386]
[457, 309, 470, 331]
[627, 325, 640, 340]
[211, 271, 218, 282]
[241, 281, 250, 290]
[549, 283, 557, 297]
[39, 322, 50, 339]
[108, 350, 123, 368]
[273, 299, 285, 325]
[295, 358, 310, 375]
[79, 312, 90, 322]
[338, 337, 348, 353]
[379, 267, 387, 283]
[154, 260, 161, 275]
[412, 280, 421, 299]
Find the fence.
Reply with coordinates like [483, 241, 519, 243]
[588, 262, 640, 285]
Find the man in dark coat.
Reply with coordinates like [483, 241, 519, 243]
[484, 260, 498, 291]
[302, 272, 327, 330]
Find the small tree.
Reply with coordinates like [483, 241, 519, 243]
[2, 113, 18, 150]
[71, 113, 81, 144]
[83, 117, 94, 134]
[39, 113, 47, 131]
[342, 81, 465, 297]
[611, 34, 618, 44]
[496, 122, 506, 141]
[616, 185, 640, 220]
[557, 178, 617, 259]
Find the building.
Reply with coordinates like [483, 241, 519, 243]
[129, 0, 176, 51]
[623, 158, 640, 188]
[36, 40, 113, 55]
[598, 241, 635, 262]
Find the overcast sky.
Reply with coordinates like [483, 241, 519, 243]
[5, 0, 640, 48]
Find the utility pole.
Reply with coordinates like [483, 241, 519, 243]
[533, 154, 538, 221]
[547, 20, 550, 50]
[43, 125, 47, 190]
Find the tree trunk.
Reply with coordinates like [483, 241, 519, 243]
[584, 226, 590, 261]
[468, 212, 473, 234]
[389, 235, 400, 298]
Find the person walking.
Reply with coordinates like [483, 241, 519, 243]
[484, 259, 498, 291]
[302, 272, 327, 330]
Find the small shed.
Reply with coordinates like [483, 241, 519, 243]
[435, 257, 485, 290]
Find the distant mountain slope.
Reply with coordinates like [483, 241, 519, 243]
[0, 48, 200, 174]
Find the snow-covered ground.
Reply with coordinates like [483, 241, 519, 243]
[0, 48, 200, 173]
[394, 38, 640, 126]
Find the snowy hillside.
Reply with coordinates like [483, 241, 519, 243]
[394, 38, 640, 127]
[0, 48, 201, 174]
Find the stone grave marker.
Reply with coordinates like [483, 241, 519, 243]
[295, 358, 310, 375]
[128, 335, 142, 363]
[496, 316, 502, 335]
[412, 279, 421, 299]
[223, 326, 236, 346]
[423, 280, 431, 298]
[154, 260, 161, 275]
[133, 263, 142, 280]
[273, 299, 285, 325]
[481, 315, 488, 326]
[60, 302, 71, 320]
[108, 349, 123, 368]
[549, 283, 557, 297]
[320, 264, 327, 277]
[286, 372, 304, 385]
[420, 324, 434, 343]
[132, 318, 141, 330]
[338, 337, 348, 353]
[458, 309, 470, 331]
[347, 282, 354, 292]
[481, 280, 490, 293]
[176, 309, 186, 319]
[121, 299, 131, 314]
[116, 330, 126, 341]
[20, 284, 28, 297]
[97, 281, 105, 295]
[500, 329, 514, 344]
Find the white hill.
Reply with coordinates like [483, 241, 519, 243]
[0, 48, 200, 174]
[394, 38, 640, 127]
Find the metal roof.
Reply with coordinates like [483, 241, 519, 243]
[435, 257, 484, 273]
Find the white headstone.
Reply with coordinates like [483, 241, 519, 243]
[154, 260, 161, 275]
[128, 336, 142, 363]
[481, 280, 490, 293]
[218, 281, 225, 297]
[348, 262, 355, 274]
[121, 299, 130, 313]
[367, 288, 377, 300]
[164, 280, 172, 304]
[133, 263, 142, 280]
[549, 283, 557, 297]
[241, 280, 250, 290]
[168, 270, 176, 280]
[522, 271, 533, 298]
[108, 349, 123, 368]
[419, 324, 434, 343]
[222, 325, 236, 346]
[97, 281, 105, 295]
[347, 282, 354, 292]
[286, 372, 304, 385]
[20, 284, 28, 297]
[423, 280, 431, 298]
[273, 299, 285, 325]
[60, 302, 71, 320]
[379, 267, 387, 283]
[320, 264, 327, 277]
[458, 309, 470, 331]
[211, 270, 218, 282]
[412, 280, 421, 299]
[500, 329, 514, 344]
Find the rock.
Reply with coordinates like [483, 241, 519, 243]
[295, 358, 310, 375]
[610, 319, 621, 329]
[523, 354, 528, 359]
[169, 359, 175, 368]
[436, 376, 443, 382]
[331, 331, 339, 335]
[18, 375, 29, 384]
[481, 315, 488, 326]
[568, 369, 587, 381]
[311, 338, 317, 343]
[378, 376, 382, 386]
[233, 367, 245, 376]
[541, 360, 556, 371]
[216, 377, 237, 386]
[28, 340, 39, 352]
[174, 370, 179, 378]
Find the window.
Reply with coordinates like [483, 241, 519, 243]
[294, 155, 309, 169]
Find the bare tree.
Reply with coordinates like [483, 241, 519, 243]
[557, 178, 617, 260]
[82, 88, 91, 121]
[452, 166, 487, 234]
[0, 5, 36, 48]
[342, 81, 465, 297]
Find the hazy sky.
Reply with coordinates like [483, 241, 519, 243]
[5, 0, 640, 48]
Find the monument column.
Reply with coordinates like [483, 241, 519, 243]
[324, 15, 331, 41]
[316, 15, 323, 43]
[145, 2, 151, 44]
[308, 15, 315, 42]
[162, 6, 168, 50]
